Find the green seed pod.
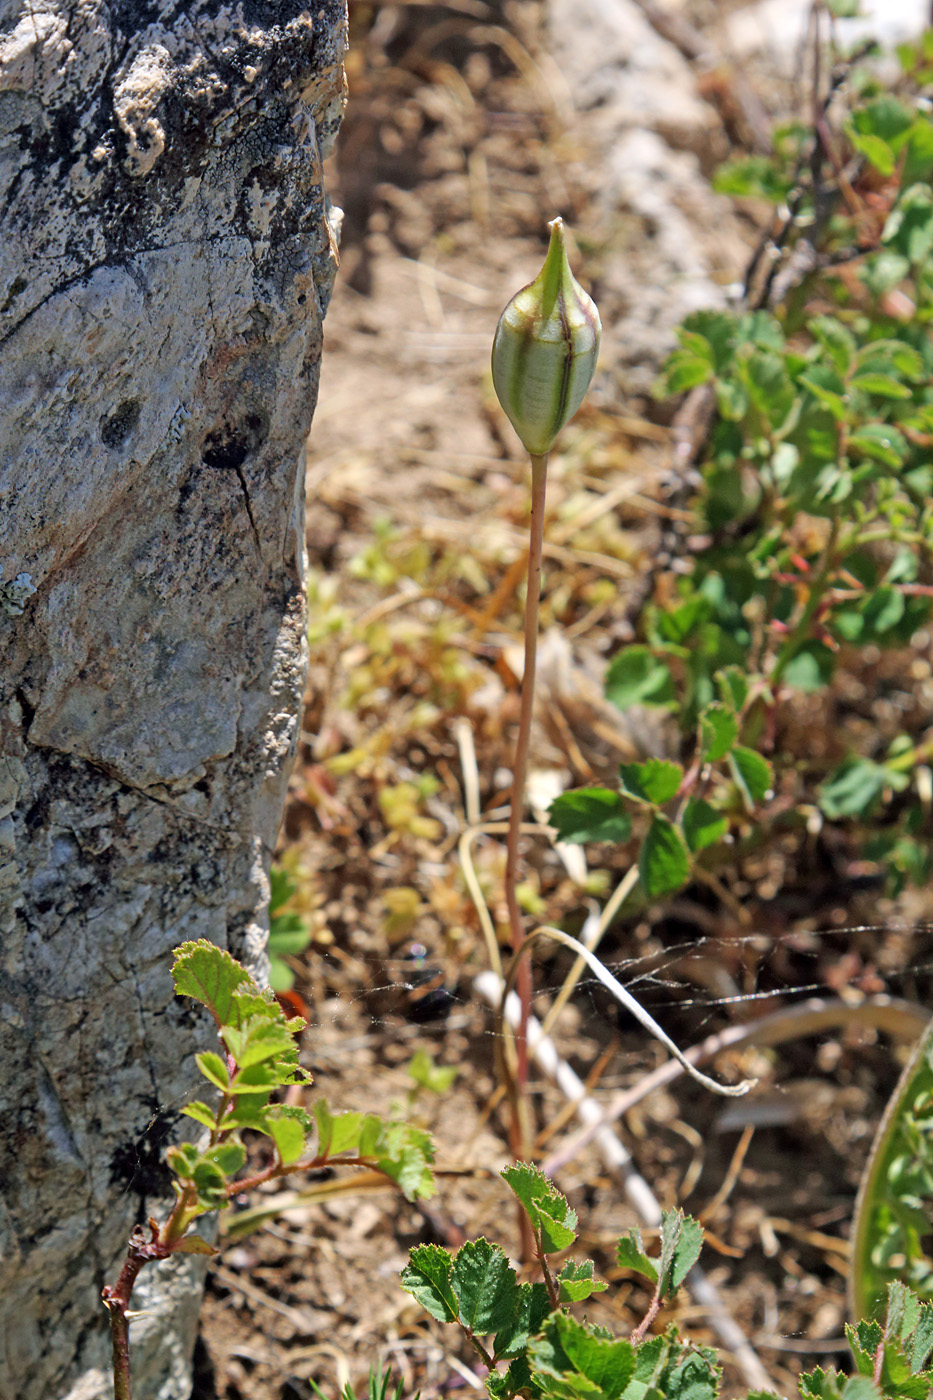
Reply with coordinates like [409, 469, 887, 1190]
[491, 217, 601, 456]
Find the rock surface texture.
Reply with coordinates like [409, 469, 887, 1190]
[0, 3, 346, 1397]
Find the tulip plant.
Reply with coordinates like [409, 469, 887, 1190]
[490, 217, 600, 1153]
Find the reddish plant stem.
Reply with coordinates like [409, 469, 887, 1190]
[504, 450, 549, 1159]
[102, 1223, 172, 1400]
[631, 1287, 662, 1344]
[539, 1247, 560, 1310]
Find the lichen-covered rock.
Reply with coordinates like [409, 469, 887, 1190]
[0, 3, 346, 1397]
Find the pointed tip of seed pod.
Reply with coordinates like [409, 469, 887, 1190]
[491, 218, 601, 456]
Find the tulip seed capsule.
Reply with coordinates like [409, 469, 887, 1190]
[491, 216, 601, 456]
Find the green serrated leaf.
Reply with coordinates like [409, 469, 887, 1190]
[699, 703, 738, 763]
[548, 789, 633, 845]
[368, 1118, 437, 1201]
[619, 758, 683, 806]
[616, 1228, 659, 1285]
[856, 339, 925, 382]
[660, 351, 714, 395]
[207, 1139, 246, 1177]
[451, 1238, 521, 1336]
[401, 1244, 458, 1322]
[884, 183, 933, 265]
[631, 1331, 667, 1386]
[782, 642, 836, 692]
[324, 1103, 365, 1157]
[196, 1050, 231, 1091]
[716, 666, 749, 713]
[909, 1301, 933, 1371]
[799, 366, 849, 422]
[729, 747, 773, 809]
[850, 130, 897, 176]
[191, 1156, 230, 1208]
[165, 1142, 199, 1178]
[182, 1100, 219, 1129]
[267, 1110, 308, 1166]
[269, 864, 297, 912]
[493, 1280, 552, 1361]
[558, 1260, 608, 1304]
[502, 1162, 577, 1253]
[487, 1354, 533, 1400]
[887, 1280, 920, 1345]
[682, 799, 729, 855]
[658, 1210, 704, 1297]
[358, 1114, 382, 1159]
[173, 940, 252, 1028]
[745, 350, 795, 429]
[605, 647, 676, 710]
[216, 1098, 273, 1131]
[268, 911, 313, 957]
[715, 378, 748, 422]
[228, 1061, 288, 1096]
[530, 1313, 635, 1400]
[653, 1335, 721, 1400]
[313, 1098, 336, 1157]
[222, 1017, 297, 1070]
[639, 816, 691, 899]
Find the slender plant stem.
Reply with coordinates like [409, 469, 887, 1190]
[504, 450, 549, 1154]
[631, 1287, 662, 1344]
[770, 514, 839, 687]
[540, 1248, 560, 1310]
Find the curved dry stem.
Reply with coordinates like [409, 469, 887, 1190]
[500, 926, 756, 1100]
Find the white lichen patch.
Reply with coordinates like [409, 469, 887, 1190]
[113, 44, 172, 176]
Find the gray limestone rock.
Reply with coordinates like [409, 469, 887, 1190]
[0, 3, 346, 1396]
